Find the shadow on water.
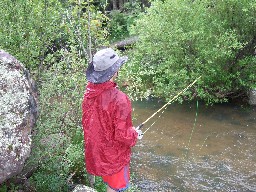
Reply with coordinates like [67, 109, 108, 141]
[131, 99, 256, 192]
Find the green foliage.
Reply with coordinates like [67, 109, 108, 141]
[108, 10, 130, 41]
[0, 0, 108, 71]
[0, 184, 7, 192]
[31, 171, 69, 191]
[0, 0, 110, 191]
[108, 1, 141, 42]
[0, 0, 63, 70]
[124, 0, 256, 103]
[0, 182, 19, 192]
[94, 177, 106, 192]
[26, 45, 88, 191]
[0, 0, 142, 191]
[65, 131, 85, 172]
[22, 4, 111, 188]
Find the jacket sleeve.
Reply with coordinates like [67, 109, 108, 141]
[114, 94, 138, 147]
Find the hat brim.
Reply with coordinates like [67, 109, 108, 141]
[86, 56, 128, 84]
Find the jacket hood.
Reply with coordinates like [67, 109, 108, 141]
[85, 81, 117, 99]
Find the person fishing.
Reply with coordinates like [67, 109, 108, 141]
[82, 48, 143, 192]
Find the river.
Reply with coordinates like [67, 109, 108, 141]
[131, 99, 256, 192]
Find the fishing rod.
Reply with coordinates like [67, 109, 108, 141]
[136, 76, 202, 132]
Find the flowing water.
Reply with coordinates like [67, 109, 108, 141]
[131, 100, 256, 192]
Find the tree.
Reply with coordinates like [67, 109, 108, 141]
[123, 0, 256, 103]
[0, 0, 64, 71]
[0, 0, 108, 73]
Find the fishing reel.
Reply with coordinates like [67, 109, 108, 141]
[136, 123, 144, 130]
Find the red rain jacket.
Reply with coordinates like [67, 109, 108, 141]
[82, 81, 138, 176]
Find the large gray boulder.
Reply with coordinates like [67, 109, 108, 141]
[0, 50, 38, 184]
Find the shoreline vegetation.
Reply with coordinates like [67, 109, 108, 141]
[0, 0, 255, 191]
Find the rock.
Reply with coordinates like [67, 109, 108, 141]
[110, 36, 139, 50]
[0, 50, 38, 184]
[249, 89, 256, 105]
[72, 184, 97, 192]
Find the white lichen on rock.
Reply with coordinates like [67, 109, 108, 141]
[0, 58, 30, 154]
[0, 65, 29, 125]
[72, 185, 97, 192]
[0, 50, 37, 183]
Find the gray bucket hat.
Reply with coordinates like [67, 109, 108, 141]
[86, 48, 128, 84]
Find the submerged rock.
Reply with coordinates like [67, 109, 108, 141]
[0, 50, 38, 184]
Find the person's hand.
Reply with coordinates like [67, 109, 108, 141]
[134, 126, 143, 140]
[137, 129, 143, 139]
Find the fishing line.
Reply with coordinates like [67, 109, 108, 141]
[142, 75, 187, 134]
[137, 76, 202, 134]
[199, 135, 210, 152]
[184, 100, 199, 159]
[199, 132, 218, 152]
[143, 105, 168, 134]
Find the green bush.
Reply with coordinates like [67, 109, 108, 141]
[0, 0, 64, 70]
[0, 0, 109, 72]
[26, 45, 87, 191]
[108, 1, 141, 42]
[124, 0, 256, 103]
[108, 10, 130, 41]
